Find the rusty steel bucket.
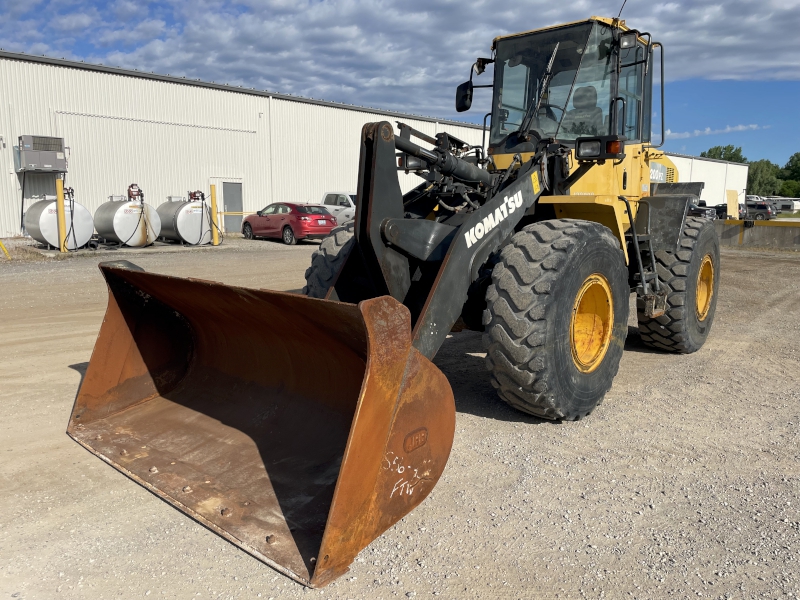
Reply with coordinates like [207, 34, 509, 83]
[67, 262, 455, 587]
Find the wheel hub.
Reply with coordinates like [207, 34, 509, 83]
[570, 274, 614, 373]
[696, 254, 714, 322]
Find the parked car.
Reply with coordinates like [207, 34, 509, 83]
[321, 192, 357, 223]
[688, 202, 717, 220]
[744, 200, 775, 220]
[738, 203, 746, 219]
[242, 203, 337, 245]
[712, 204, 728, 219]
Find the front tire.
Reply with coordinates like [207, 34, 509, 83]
[243, 223, 254, 240]
[303, 221, 355, 297]
[282, 226, 297, 245]
[483, 219, 628, 420]
[637, 216, 719, 353]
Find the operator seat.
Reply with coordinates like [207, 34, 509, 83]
[560, 86, 603, 136]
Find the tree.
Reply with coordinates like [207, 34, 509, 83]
[700, 145, 748, 163]
[778, 179, 800, 198]
[747, 160, 782, 196]
[781, 152, 800, 182]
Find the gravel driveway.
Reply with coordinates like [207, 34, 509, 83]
[1, 240, 798, 599]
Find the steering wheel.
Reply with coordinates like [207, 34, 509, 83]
[538, 103, 565, 122]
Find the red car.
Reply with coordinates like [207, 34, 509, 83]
[242, 203, 337, 245]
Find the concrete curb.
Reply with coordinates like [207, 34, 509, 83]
[715, 219, 800, 250]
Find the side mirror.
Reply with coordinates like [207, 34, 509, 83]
[455, 81, 473, 113]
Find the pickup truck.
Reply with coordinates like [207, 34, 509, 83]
[321, 192, 356, 223]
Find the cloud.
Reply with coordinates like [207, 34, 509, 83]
[1, 0, 799, 122]
[665, 124, 769, 140]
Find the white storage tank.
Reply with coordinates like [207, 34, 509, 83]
[24, 198, 94, 250]
[94, 200, 161, 247]
[156, 199, 212, 245]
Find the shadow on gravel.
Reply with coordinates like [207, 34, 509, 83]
[69, 362, 89, 387]
[623, 325, 662, 354]
[433, 331, 553, 426]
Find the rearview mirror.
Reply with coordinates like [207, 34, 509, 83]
[455, 81, 473, 113]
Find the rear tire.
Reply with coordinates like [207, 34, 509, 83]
[243, 223, 254, 240]
[637, 216, 719, 353]
[482, 219, 628, 420]
[303, 220, 355, 297]
[282, 226, 297, 245]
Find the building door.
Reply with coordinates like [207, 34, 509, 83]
[223, 182, 243, 233]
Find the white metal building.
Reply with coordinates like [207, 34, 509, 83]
[0, 51, 485, 238]
[665, 152, 749, 208]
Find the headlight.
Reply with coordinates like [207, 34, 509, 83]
[620, 31, 638, 49]
[576, 140, 601, 158]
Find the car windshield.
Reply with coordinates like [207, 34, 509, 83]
[349, 195, 356, 204]
[491, 21, 626, 144]
[296, 205, 330, 215]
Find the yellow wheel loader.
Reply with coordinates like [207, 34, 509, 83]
[68, 16, 719, 588]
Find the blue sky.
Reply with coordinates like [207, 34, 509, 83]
[2, 0, 799, 167]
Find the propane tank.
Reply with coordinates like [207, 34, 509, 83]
[156, 191, 212, 245]
[94, 184, 161, 247]
[24, 189, 94, 250]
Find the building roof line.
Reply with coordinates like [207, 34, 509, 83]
[665, 151, 750, 167]
[0, 49, 484, 131]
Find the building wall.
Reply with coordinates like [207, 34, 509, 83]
[0, 56, 484, 237]
[666, 153, 749, 207]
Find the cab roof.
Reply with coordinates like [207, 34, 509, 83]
[492, 16, 630, 48]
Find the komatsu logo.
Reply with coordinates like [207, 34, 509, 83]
[465, 190, 523, 248]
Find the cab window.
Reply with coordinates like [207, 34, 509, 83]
[616, 42, 646, 142]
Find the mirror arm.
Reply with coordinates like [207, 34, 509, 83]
[481, 112, 491, 161]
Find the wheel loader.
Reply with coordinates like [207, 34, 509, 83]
[67, 16, 719, 588]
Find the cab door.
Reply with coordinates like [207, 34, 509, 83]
[615, 40, 649, 201]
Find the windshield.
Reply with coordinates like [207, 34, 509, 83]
[297, 205, 331, 215]
[490, 21, 616, 145]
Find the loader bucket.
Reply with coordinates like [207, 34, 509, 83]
[67, 261, 455, 588]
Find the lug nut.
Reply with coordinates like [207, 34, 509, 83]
[149, 466, 158, 474]
[182, 486, 192, 493]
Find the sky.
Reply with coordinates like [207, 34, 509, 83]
[1, 0, 799, 166]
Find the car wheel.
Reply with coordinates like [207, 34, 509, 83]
[282, 226, 297, 245]
[755, 214, 765, 220]
[243, 223, 254, 239]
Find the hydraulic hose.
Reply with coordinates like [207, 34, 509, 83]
[394, 136, 495, 187]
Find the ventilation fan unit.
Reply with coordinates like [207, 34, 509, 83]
[17, 135, 67, 172]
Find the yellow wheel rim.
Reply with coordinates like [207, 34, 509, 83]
[696, 255, 714, 322]
[570, 274, 614, 373]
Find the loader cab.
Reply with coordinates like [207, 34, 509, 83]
[482, 18, 655, 171]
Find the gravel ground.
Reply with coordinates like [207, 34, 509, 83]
[1, 238, 798, 600]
